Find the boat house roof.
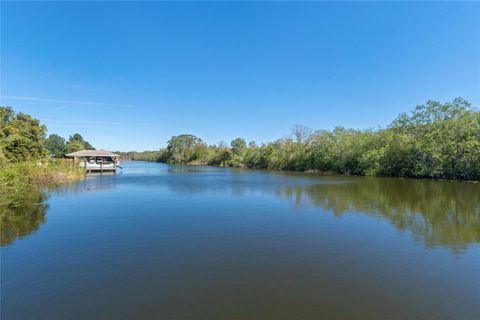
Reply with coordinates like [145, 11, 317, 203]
[65, 150, 120, 158]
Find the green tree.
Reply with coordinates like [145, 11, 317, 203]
[0, 106, 14, 128]
[46, 134, 66, 157]
[66, 133, 95, 153]
[0, 106, 47, 161]
[165, 134, 205, 164]
[225, 138, 247, 167]
[230, 138, 247, 156]
[388, 98, 480, 179]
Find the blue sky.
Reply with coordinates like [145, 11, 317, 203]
[1, 2, 479, 151]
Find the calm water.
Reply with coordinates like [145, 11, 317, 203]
[1, 161, 479, 319]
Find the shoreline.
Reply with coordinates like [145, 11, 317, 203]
[0, 160, 85, 208]
[126, 159, 480, 183]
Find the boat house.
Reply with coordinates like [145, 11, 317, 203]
[66, 150, 120, 173]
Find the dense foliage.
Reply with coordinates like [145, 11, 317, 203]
[65, 133, 95, 153]
[45, 134, 66, 157]
[0, 106, 94, 162]
[133, 99, 479, 180]
[0, 159, 84, 246]
[115, 150, 163, 161]
[0, 108, 103, 245]
[1, 107, 47, 162]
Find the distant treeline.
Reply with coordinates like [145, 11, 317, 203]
[115, 150, 161, 162]
[122, 98, 480, 181]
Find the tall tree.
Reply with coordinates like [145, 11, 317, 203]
[0, 106, 47, 161]
[46, 134, 66, 157]
[66, 133, 95, 153]
[165, 134, 205, 164]
[230, 138, 247, 156]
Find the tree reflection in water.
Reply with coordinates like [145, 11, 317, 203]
[0, 174, 117, 247]
[1, 190, 48, 246]
[277, 177, 480, 251]
[1, 171, 479, 252]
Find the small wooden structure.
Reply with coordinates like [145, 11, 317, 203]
[65, 150, 120, 173]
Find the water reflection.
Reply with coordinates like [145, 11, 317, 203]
[55, 173, 118, 195]
[0, 191, 48, 246]
[277, 177, 480, 251]
[1, 163, 479, 252]
[1, 175, 117, 247]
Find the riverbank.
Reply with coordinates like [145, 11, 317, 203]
[130, 159, 480, 183]
[118, 99, 480, 181]
[0, 159, 85, 207]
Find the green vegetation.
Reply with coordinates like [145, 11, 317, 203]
[65, 133, 95, 153]
[45, 133, 67, 157]
[0, 187, 47, 246]
[0, 106, 47, 161]
[132, 98, 480, 180]
[1, 100, 478, 246]
[3, 98, 478, 181]
[0, 160, 84, 206]
[1, 106, 94, 161]
[1, 106, 90, 214]
[44, 132, 95, 157]
[0, 159, 84, 246]
[116, 150, 164, 161]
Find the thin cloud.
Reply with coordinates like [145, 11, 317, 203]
[54, 106, 68, 112]
[0, 95, 131, 108]
[68, 84, 106, 91]
[46, 124, 120, 130]
[40, 118, 161, 127]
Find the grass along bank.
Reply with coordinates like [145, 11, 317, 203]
[0, 159, 85, 208]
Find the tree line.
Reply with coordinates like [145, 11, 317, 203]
[0, 106, 94, 162]
[2, 98, 479, 180]
[126, 98, 480, 181]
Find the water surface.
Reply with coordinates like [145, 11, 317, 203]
[1, 161, 479, 319]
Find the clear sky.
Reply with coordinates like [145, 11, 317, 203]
[1, 1, 479, 151]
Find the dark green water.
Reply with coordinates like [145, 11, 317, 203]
[1, 161, 479, 319]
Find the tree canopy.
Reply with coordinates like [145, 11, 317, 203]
[163, 134, 206, 164]
[0, 106, 94, 162]
[46, 134, 66, 157]
[0, 106, 47, 162]
[66, 133, 95, 153]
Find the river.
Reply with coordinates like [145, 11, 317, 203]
[1, 161, 479, 319]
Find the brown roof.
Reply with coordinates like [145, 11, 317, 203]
[65, 150, 120, 158]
